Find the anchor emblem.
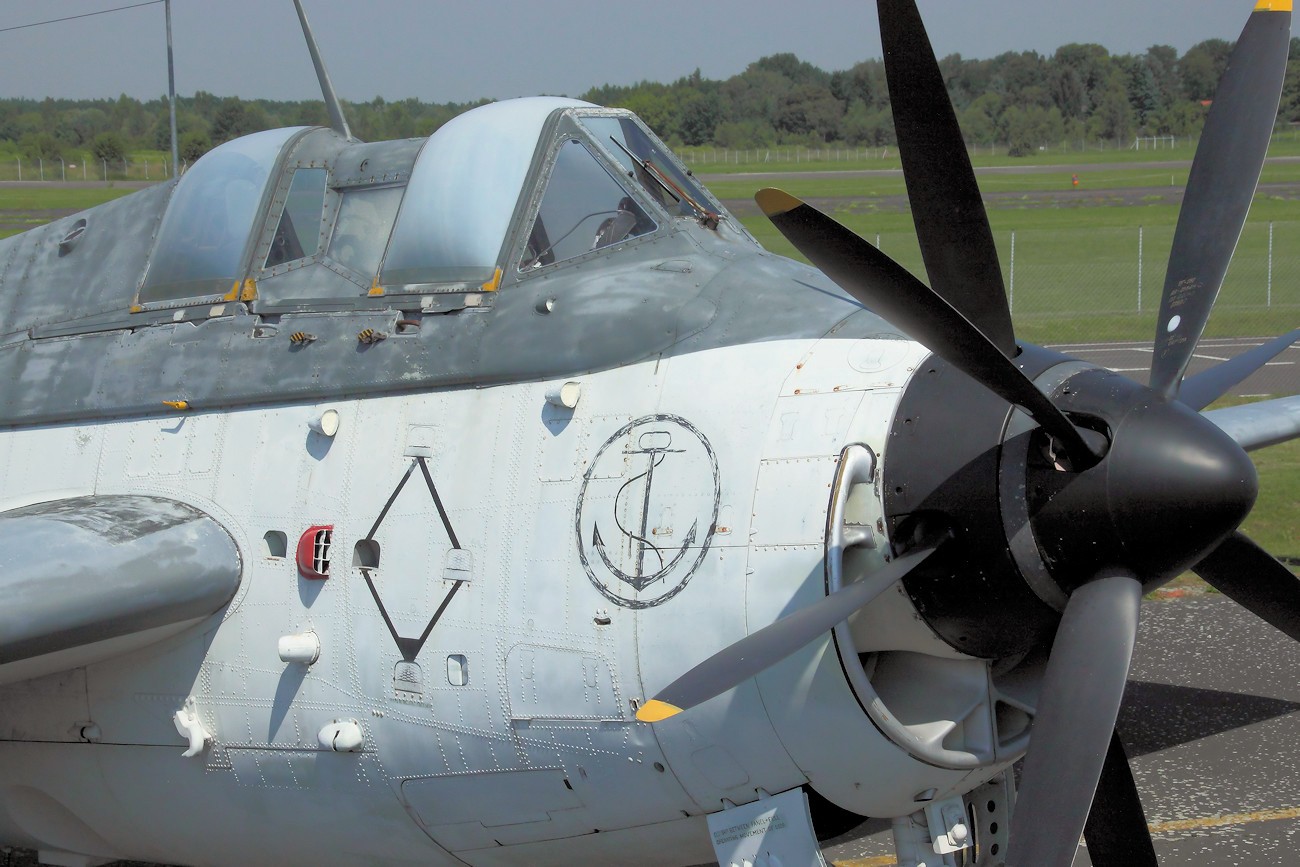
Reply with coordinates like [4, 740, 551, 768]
[576, 415, 720, 609]
[592, 430, 699, 591]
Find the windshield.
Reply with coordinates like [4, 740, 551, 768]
[579, 115, 719, 225]
[519, 139, 656, 271]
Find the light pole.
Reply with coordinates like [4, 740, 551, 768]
[166, 0, 178, 178]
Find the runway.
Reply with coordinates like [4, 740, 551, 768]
[1049, 335, 1300, 398]
[822, 594, 1300, 866]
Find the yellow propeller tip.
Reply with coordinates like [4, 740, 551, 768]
[1255, 0, 1291, 11]
[635, 699, 683, 723]
[754, 188, 803, 218]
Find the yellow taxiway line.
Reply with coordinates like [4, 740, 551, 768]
[1146, 804, 1300, 835]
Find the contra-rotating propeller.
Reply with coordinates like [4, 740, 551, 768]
[638, 2, 1298, 865]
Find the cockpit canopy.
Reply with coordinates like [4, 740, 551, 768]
[139, 127, 306, 304]
[131, 97, 737, 314]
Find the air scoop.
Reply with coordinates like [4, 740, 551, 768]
[1028, 369, 1259, 597]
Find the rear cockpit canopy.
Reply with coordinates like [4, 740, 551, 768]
[138, 127, 307, 305]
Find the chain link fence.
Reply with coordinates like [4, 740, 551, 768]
[677, 139, 1199, 168]
[0, 155, 177, 183]
[849, 221, 1300, 345]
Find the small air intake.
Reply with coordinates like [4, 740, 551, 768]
[297, 525, 333, 579]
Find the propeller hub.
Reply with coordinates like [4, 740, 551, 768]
[882, 353, 1260, 657]
[1031, 369, 1258, 593]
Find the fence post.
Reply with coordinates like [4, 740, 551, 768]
[60, 158, 65, 182]
[102, 159, 107, 181]
[1268, 221, 1274, 307]
[38, 158, 43, 182]
[1137, 226, 1144, 313]
[15, 157, 20, 182]
[1009, 231, 1016, 314]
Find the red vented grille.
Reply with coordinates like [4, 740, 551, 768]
[297, 525, 333, 579]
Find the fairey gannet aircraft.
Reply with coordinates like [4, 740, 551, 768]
[2, 1, 1299, 865]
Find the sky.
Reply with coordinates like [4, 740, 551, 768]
[0, 1, 1271, 104]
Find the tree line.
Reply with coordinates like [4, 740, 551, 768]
[3, 35, 1299, 163]
[0, 92, 489, 165]
[589, 37, 1300, 155]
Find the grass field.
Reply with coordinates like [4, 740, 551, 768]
[0, 186, 136, 241]
[703, 160, 1300, 199]
[0, 186, 135, 212]
[734, 208, 1300, 342]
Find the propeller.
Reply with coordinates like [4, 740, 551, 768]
[857, 2, 1287, 863]
[1149, 5, 1292, 400]
[1194, 531, 1300, 642]
[877, 0, 1015, 357]
[755, 189, 1104, 468]
[1009, 576, 1143, 866]
[1177, 328, 1300, 411]
[1082, 731, 1158, 866]
[636, 546, 938, 722]
[642, 3, 1296, 866]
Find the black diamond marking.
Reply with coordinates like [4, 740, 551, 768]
[418, 455, 461, 550]
[361, 458, 466, 662]
[359, 567, 404, 650]
[367, 461, 417, 540]
[403, 579, 466, 661]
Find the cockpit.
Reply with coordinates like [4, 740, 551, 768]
[131, 97, 742, 316]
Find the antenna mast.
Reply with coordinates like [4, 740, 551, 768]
[291, 0, 353, 140]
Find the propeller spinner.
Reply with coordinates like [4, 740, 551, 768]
[640, 1, 1297, 865]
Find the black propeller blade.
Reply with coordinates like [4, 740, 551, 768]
[1148, 4, 1292, 400]
[878, 0, 1016, 357]
[635, 546, 937, 723]
[1178, 328, 1300, 411]
[756, 189, 1103, 467]
[1082, 731, 1158, 866]
[1008, 575, 1144, 867]
[1195, 531, 1300, 642]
